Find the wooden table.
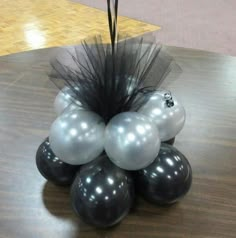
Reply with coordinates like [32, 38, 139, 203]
[0, 46, 235, 238]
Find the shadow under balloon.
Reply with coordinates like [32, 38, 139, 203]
[42, 181, 75, 219]
[131, 197, 180, 221]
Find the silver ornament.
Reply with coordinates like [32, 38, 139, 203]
[54, 86, 82, 115]
[49, 110, 105, 165]
[139, 90, 186, 141]
[104, 112, 161, 170]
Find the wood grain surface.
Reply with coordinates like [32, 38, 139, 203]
[0, 0, 159, 56]
[0, 46, 235, 238]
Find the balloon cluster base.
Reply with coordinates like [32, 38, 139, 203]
[36, 139, 192, 228]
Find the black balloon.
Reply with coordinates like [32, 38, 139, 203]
[134, 143, 192, 205]
[36, 137, 79, 186]
[71, 155, 134, 228]
[163, 137, 175, 145]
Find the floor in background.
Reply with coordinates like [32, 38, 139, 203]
[0, 0, 159, 56]
[75, 0, 236, 56]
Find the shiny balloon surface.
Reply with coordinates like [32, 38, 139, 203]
[36, 137, 79, 186]
[50, 110, 105, 165]
[135, 143, 192, 205]
[104, 112, 161, 170]
[71, 155, 134, 228]
[54, 86, 82, 115]
[139, 90, 186, 141]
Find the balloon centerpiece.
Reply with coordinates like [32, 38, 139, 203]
[36, 0, 192, 228]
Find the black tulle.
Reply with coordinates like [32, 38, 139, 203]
[50, 0, 174, 123]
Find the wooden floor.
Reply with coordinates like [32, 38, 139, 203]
[0, 0, 160, 56]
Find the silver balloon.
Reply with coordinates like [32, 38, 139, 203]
[104, 112, 160, 170]
[49, 110, 105, 165]
[139, 90, 186, 141]
[54, 86, 82, 115]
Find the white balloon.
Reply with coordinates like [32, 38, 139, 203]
[104, 112, 160, 170]
[49, 110, 105, 165]
[139, 90, 186, 141]
[54, 86, 82, 115]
